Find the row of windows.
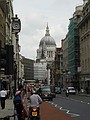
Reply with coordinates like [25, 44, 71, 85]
[81, 58, 90, 73]
[80, 20, 90, 35]
[81, 33, 90, 43]
[46, 51, 54, 58]
[38, 50, 54, 58]
[83, 3, 90, 18]
[80, 36, 90, 54]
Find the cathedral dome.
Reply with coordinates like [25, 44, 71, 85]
[40, 36, 56, 46]
[39, 24, 56, 46]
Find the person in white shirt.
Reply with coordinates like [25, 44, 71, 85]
[0, 88, 7, 109]
[66, 88, 69, 97]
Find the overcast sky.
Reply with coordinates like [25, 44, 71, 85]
[13, 0, 83, 60]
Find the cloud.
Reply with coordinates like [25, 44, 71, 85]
[13, 0, 83, 60]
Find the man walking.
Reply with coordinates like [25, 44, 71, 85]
[0, 88, 7, 109]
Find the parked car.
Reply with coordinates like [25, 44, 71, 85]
[55, 87, 61, 94]
[66, 87, 76, 95]
[37, 86, 54, 101]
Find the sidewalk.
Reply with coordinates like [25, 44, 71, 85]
[79, 93, 90, 97]
[0, 98, 75, 120]
[0, 99, 14, 117]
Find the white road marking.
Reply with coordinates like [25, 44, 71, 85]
[67, 112, 80, 117]
[66, 110, 69, 113]
[49, 102, 80, 118]
[59, 107, 62, 109]
[60, 108, 69, 112]
[55, 104, 57, 107]
[60, 106, 80, 117]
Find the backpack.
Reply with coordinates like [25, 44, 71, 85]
[13, 94, 21, 107]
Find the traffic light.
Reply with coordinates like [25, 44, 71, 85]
[5, 45, 14, 75]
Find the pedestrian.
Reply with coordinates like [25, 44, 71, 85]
[66, 88, 69, 97]
[14, 85, 24, 120]
[0, 88, 7, 109]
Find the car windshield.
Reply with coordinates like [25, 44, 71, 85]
[68, 87, 75, 90]
[41, 87, 51, 93]
[42, 88, 50, 92]
[56, 87, 60, 90]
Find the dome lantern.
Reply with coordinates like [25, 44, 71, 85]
[45, 23, 50, 36]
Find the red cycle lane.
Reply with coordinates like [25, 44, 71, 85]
[40, 102, 75, 120]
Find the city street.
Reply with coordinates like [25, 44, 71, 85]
[0, 98, 74, 120]
[0, 93, 90, 120]
[0, 1, 90, 120]
[53, 93, 90, 120]
[40, 101, 74, 120]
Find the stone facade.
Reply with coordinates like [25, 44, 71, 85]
[78, 1, 90, 92]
